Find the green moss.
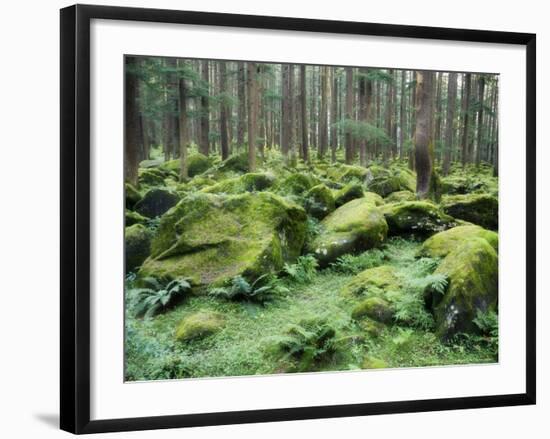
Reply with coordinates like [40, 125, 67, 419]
[441, 193, 498, 230]
[175, 311, 225, 341]
[334, 182, 364, 207]
[382, 201, 456, 236]
[362, 356, 388, 369]
[352, 297, 393, 323]
[385, 190, 416, 203]
[366, 167, 416, 197]
[159, 154, 212, 178]
[139, 192, 307, 287]
[432, 238, 498, 340]
[275, 172, 319, 196]
[216, 151, 257, 173]
[307, 198, 388, 266]
[202, 172, 276, 194]
[125, 209, 147, 227]
[341, 265, 401, 297]
[419, 225, 498, 258]
[304, 184, 336, 219]
[135, 188, 180, 218]
[363, 191, 384, 206]
[125, 224, 152, 273]
[125, 182, 142, 209]
[326, 164, 369, 183]
[138, 168, 166, 186]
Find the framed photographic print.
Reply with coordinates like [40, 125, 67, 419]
[60, 4, 536, 434]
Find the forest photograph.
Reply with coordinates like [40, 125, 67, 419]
[124, 56, 499, 381]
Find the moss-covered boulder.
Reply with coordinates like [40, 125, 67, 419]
[159, 153, 211, 178]
[341, 265, 401, 297]
[304, 184, 336, 220]
[138, 167, 166, 186]
[362, 356, 388, 369]
[125, 183, 142, 209]
[363, 191, 384, 206]
[175, 311, 225, 342]
[202, 172, 276, 194]
[125, 209, 148, 227]
[307, 198, 388, 266]
[431, 238, 498, 340]
[326, 164, 369, 183]
[139, 192, 307, 287]
[334, 183, 364, 207]
[275, 173, 319, 196]
[135, 188, 181, 218]
[418, 225, 498, 259]
[441, 194, 498, 230]
[382, 201, 456, 236]
[216, 151, 259, 173]
[366, 167, 416, 197]
[125, 224, 152, 273]
[385, 190, 416, 203]
[352, 297, 393, 323]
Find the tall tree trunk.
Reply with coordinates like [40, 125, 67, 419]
[300, 65, 309, 163]
[178, 60, 189, 180]
[385, 70, 394, 160]
[199, 60, 210, 156]
[330, 68, 338, 163]
[318, 66, 329, 160]
[281, 64, 290, 163]
[414, 70, 435, 199]
[475, 75, 486, 165]
[237, 62, 246, 149]
[247, 62, 258, 171]
[344, 67, 354, 164]
[399, 70, 406, 159]
[125, 57, 141, 187]
[358, 68, 370, 167]
[288, 65, 296, 166]
[461, 73, 472, 166]
[434, 72, 443, 160]
[219, 62, 229, 160]
[442, 73, 457, 175]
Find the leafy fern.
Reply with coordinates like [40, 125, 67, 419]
[283, 255, 318, 283]
[209, 274, 284, 304]
[130, 277, 192, 318]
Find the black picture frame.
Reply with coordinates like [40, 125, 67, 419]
[60, 4, 536, 434]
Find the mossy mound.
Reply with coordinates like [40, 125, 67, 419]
[340, 265, 401, 297]
[216, 152, 258, 173]
[139, 192, 307, 287]
[175, 311, 225, 342]
[382, 201, 456, 236]
[125, 182, 142, 209]
[135, 188, 180, 218]
[385, 190, 416, 203]
[202, 172, 276, 194]
[363, 191, 384, 206]
[139, 159, 163, 168]
[352, 297, 393, 323]
[304, 184, 336, 220]
[307, 198, 388, 266]
[334, 183, 364, 207]
[138, 167, 166, 186]
[125, 224, 152, 273]
[362, 356, 388, 369]
[159, 153, 212, 178]
[366, 166, 416, 197]
[326, 164, 369, 183]
[432, 238, 498, 340]
[418, 225, 498, 259]
[275, 172, 319, 196]
[441, 193, 498, 230]
[125, 209, 148, 227]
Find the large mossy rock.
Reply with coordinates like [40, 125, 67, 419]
[366, 166, 416, 197]
[139, 192, 307, 287]
[202, 172, 276, 194]
[308, 198, 388, 266]
[385, 190, 416, 203]
[138, 167, 166, 186]
[304, 184, 336, 220]
[125, 209, 148, 227]
[125, 224, 152, 273]
[352, 297, 393, 323]
[441, 194, 498, 230]
[382, 201, 456, 236]
[334, 183, 364, 207]
[125, 183, 142, 209]
[135, 188, 181, 218]
[160, 153, 212, 178]
[275, 173, 319, 196]
[175, 311, 225, 342]
[340, 265, 401, 297]
[431, 238, 498, 340]
[418, 225, 498, 259]
[216, 152, 260, 174]
[326, 164, 369, 184]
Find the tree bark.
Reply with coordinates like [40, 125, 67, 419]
[318, 66, 329, 160]
[475, 76, 486, 165]
[247, 62, 258, 172]
[300, 65, 309, 163]
[344, 67, 354, 164]
[461, 73, 471, 166]
[219, 62, 229, 160]
[177, 60, 189, 180]
[125, 57, 141, 187]
[442, 73, 457, 175]
[199, 60, 210, 156]
[414, 70, 435, 199]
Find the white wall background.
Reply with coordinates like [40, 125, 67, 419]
[0, 0, 545, 437]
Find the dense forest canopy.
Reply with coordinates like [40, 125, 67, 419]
[124, 57, 499, 191]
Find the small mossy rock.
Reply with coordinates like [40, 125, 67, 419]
[432, 238, 498, 340]
[307, 198, 388, 266]
[352, 297, 393, 323]
[125, 224, 151, 273]
[276, 173, 319, 196]
[139, 192, 307, 287]
[363, 191, 384, 206]
[188, 153, 212, 177]
[135, 188, 181, 218]
[362, 356, 388, 369]
[441, 193, 498, 230]
[175, 311, 225, 342]
[125, 183, 142, 209]
[217, 152, 257, 173]
[138, 167, 166, 186]
[366, 167, 416, 197]
[334, 183, 364, 207]
[304, 184, 336, 220]
[385, 190, 416, 203]
[326, 164, 369, 183]
[382, 201, 456, 236]
[125, 209, 148, 227]
[341, 265, 401, 297]
[139, 159, 163, 169]
[359, 319, 385, 338]
[418, 225, 498, 259]
[202, 172, 276, 194]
